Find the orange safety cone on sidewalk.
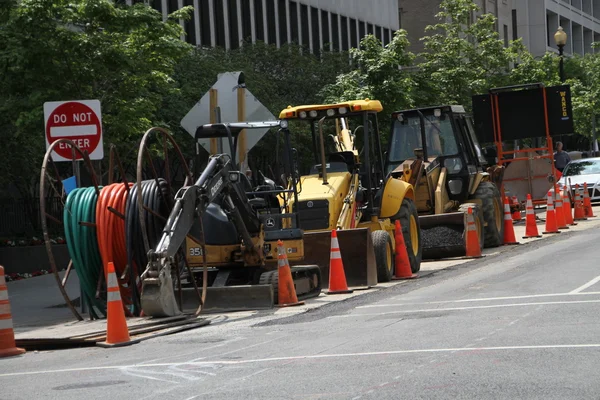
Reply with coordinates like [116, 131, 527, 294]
[275, 241, 305, 306]
[327, 230, 354, 294]
[465, 207, 484, 258]
[392, 220, 418, 279]
[0, 266, 25, 358]
[562, 188, 576, 226]
[555, 189, 569, 230]
[97, 262, 140, 348]
[574, 185, 588, 221]
[503, 196, 519, 245]
[543, 191, 560, 234]
[583, 183, 596, 218]
[511, 196, 522, 221]
[523, 194, 542, 239]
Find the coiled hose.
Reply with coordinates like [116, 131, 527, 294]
[125, 179, 173, 315]
[63, 187, 106, 319]
[96, 183, 134, 316]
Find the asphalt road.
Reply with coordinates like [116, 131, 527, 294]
[2, 227, 600, 400]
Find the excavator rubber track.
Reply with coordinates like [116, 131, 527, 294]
[259, 265, 322, 304]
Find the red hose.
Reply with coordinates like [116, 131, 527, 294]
[96, 183, 133, 315]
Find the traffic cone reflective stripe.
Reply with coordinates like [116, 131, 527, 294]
[583, 183, 596, 217]
[98, 262, 139, 348]
[276, 241, 305, 306]
[543, 191, 560, 234]
[327, 230, 354, 293]
[511, 196, 522, 221]
[393, 220, 418, 278]
[555, 189, 569, 229]
[503, 197, 519, 245]
[563, 190, 576, 226]
[523, 194, 542, 239]
[574, 185, 587, 221]
[0, 266, 25, 358]
[465, 208, 483, 258]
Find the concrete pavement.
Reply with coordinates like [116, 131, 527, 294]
[2, 208, 600, 399]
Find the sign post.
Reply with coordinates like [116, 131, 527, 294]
[43, 100, 104, 162]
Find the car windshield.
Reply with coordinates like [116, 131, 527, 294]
[562, 160, 600, 176]
[389, 113, 459, 162]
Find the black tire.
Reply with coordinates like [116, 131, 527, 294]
[372, 230, 394, 283]
[392, 198, 422, 273]
[458, 202, 484, 252]
[470, 181, 504, 248]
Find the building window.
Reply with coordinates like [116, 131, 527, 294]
[331, 13, 339, 50]
[350, 18, 358, 48]
[311, 6, 319, 53]
[267, 0, 276, 44]
[503, 24, 508, 47]
[200, 0, 210, 46]
[359, 20, 365, 41]
[511, 9, 518, 40]
[278, 0, 288, 45]
[168, 0, 177, 14]
[321, 10, 330, 50]
[367, 23, 374, 35]
[290, 1, 299, 44]
[184, 0, 196, 45]
[255, 0, 265, 42]
[242, 0, 252, 42]
[228, 0, 239, 49]
[341, 16, 349, 50]
[300, 4, 309, 48]
[376, 25, 383, 43]
[214, 0, 226, 47]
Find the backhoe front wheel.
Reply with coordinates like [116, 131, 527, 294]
[372, 230, 394, 283]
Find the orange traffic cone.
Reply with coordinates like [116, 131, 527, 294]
[465, 207, 484, 258]
[392, 220, 418, 278]
[562, 188, 576, 226]
[503, 196, 519, 245]
[523, 194, 542, 239]
[574, 185, 588, 221]
[327, 230, 354, 294]
[583, 183, 596, 217]
[0, 266, 25, 358]
[555, 189, 569, 230]
[543, 191, 560, 234]
[98, 262, 140, 348]
[511, 196, 522, 221]
[275, 241, 305, 306]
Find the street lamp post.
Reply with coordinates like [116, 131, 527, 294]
[554, 26, 568, 83]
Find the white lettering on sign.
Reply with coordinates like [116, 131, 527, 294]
[59, 139, 91, 149]
[73, 112, 93, 123]
[53, 114, 67, 124]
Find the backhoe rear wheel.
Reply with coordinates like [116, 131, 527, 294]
[470, 181, 504, 248]
[392, 198, 422, 273]
[372, 230, 394, 283]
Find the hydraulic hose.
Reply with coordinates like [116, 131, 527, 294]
[125, 178, 172, 315]
[63, 187, 106, 319]
[96, 183, 134, 316]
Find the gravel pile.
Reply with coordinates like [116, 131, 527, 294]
[421, 226, 465, 249]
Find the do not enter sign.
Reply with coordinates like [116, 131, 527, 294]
[44, 100, 104, 161]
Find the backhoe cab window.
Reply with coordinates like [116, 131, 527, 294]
[390, 113, 459, 162]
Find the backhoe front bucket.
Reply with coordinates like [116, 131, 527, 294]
[419, 212, 467, 260]
[292, 228, 377, 289]
[141, 266, 182, 318]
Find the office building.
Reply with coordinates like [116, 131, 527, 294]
[127, 0, 400, 52]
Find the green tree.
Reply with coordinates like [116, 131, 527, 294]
[0, 0, 192, 197]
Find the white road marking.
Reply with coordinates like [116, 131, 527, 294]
[365, 291, 600, 308]
[3, 344, 600, 378]
[332, 299, 600, 318]
[570, 275, 600, 294]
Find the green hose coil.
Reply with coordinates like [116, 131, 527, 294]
[64, 186, 106, 319]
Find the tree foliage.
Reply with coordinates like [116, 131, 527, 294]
[0, 0, 192, 196]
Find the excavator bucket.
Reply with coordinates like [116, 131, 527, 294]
[293, 228, 378, 289]
[419, 212, 467, 260]
[140, 266, 182, 318]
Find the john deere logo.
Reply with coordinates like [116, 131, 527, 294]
[307, 201, 314, 208]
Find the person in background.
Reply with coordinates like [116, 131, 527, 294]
[554, 141, 571, 173]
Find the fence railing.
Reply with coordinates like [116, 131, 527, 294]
[0, 197, 64, 238]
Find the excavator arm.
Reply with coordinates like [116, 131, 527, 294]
[140, 154, 263, 317]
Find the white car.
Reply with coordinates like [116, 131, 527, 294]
[558, 157, 600, 203]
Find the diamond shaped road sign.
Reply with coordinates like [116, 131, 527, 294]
[180, 71, 276, 158]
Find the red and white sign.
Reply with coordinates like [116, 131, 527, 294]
[43, 100, 104, 161]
